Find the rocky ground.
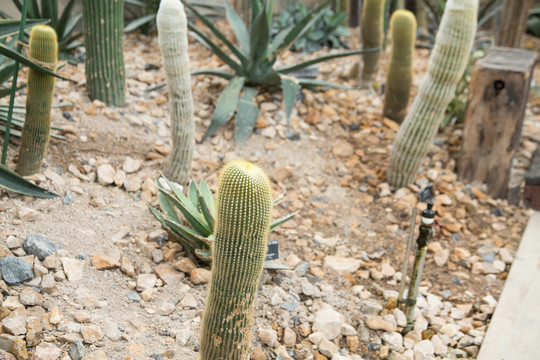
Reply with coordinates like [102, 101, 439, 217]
[0, 27, 538, 360]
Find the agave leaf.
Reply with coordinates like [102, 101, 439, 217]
[0, 163, 58, 198]
[234, 86, 259, 143]
[194, 248, 212, 262]
[41, 0, 58, 28]
[190, 69, 235, 80]
[477, 0, 504, 29]
[202, 76, 245, 142]
[187, 25, 244, 74]
[28, 0, 40, 19]
[266, 0, 274, 26]
[277, 48, 378, 74]
[197, 190, 215, 233]
[280, 75, 300, 129]
[125, 13, 156, 33]
[248, 5, 270, 73]
[155, 182, 180, 223]
[270, 210, 299, 231]
[297, 77, 354, 90]
[148, 205, 200, 255]
[188, 181, 199, 210]
[186, 3, 248, 66]
[56, 0, 76, 37]
[0, 42, 67, 80]
[198, 180, 216, 218]
[224, 0, 250, 55]
[0, 19, 49, 38]
[161, 216, 211, 248]
[267, 0, 331, 63]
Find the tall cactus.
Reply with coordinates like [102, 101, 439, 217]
[387, 0, 477, 188]
[157, 0, 194, 185]
[383, 10, 417, 124]
[17, 25, 58, 176]
[82, 0, 125, 106]
[361, 0, 385, 87]
[200, 160, 273, 360]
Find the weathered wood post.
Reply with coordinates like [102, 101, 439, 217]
[457, 47, 537, 200]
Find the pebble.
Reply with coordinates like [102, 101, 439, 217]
[301, 277, 322, 298]
[97, 164, 115, 185]
[283, 327, 296, 347]
[123, 157, 141, 173]
[16, 207, 40, 221]
[91, 254, 120, 270]
[81, 325, 105, 343]
[174, 257, 197, 273]
[34, 345, 62, 360]
[365, 315, 396, 332]
[0, 256, 34, 285]
[414, 339, 435, 356]
[323, 256, 360, 274]
[332, 141, 354, 157]
[2, 307, 27, 335]
[180, 293, 197, 308]
[61, 257, 85, 281]
[69, 341, 85, 360]
[312, 307, 344, 340]
[19, 286, 43, 306]
[23, 234, 57, 260]
[190, 268, 211, 285]
[259, 328, 278, 347]
[136, 273, 157, 292]
[382, 332, 403, 351]
[319, 337, 339, 357]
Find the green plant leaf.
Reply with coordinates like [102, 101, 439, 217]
[266, 0, 274, 25]
[194, 248, 211, 261]
[161, 216, 211, 248]
[224, 0, 250, 55]
[234, 86, 259, 143]
[197, 180, 215, 230]
[56, 0, 76, 37]
[0, 163, 58, 198]
[280, 75, 299, 129]
[0, 19, 49, 38]
[190, 69, 235, 80]
[297, 77, 355, 90]
[58, 12, 82, 42]
[41, 0, 58, 28]
[278, 48, 378, 74]
[188, 180, 199, 210]
[0, 42, 67, 80]
[186, 3, 248, 66]
[148, 205, 200, 254]
[187, 25, 244, 74]
[248, 5, 270, 72]
[202, 76, 245, 142]
[124, 13, 156, 33]
[270, 210, 299, 231]
[155, 180, 180, 223]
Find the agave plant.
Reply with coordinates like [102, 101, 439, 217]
[149, 176, 298, 262]
[0, 0, 83, 60]
[186, 0, 377, 143]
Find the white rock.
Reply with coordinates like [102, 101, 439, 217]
[97, 164, 115, 185]
[431, 335, 447, 356]
[312, 307, 344, 340]
[123, 157, 141, 173]
[340, 323, 356, 336]
[176, 326, 191, 346]
[60, 257, 84, 281]
[365, 315, 395, 332]
[323, 256, 360, 274]
[308, 331, 324, 345]
[259, 328, 278, 347]
[382, 332, 403, 351]
[440, 324, 459, 337]
[498, 248, 514, 264]
[319, 338, 339, 357]
[413, 340, 434, 356]
[393, 308, 407, 327]
[413, 316, 428, 332]
[301, 277, 321, 298]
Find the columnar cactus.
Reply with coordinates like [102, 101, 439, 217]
[383, 10, 417, 124]
[387, 0, 477, 188]
[157, 0, 194, 185]
[200, 160, 273, 360]
[361, 0, 385, 87]
[82, 0, 125, 106]
[17, 25, 58, 176]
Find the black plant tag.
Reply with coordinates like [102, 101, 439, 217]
[266, 240, 279, 261]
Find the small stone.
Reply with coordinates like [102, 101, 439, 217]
[190, 268, 211, 285]
[382, 332, 403, 351]
[346, 335, 359, 352]
[174, 257, 197, 273]
[301, 277, 321, 297]
[91, 254, 120, 270]
[10, 337, 28, 360]
[155, 263, 184, 285]
[283, 327, 296, 347]
[114, 170, 126, 186]
[81, 349, 107, 360]
[2, 296, 23, 310]
[120, 257, 135, 277]
[252, 348, 266, 360]
[308, 332, 324, 345]
[498, 248, 514, 264]
[365, 315, 395, 332]
[61, 257, 84, 281]
[414, 340, 435, 356]
[175, 326, 191, 346]
[16, 207, 40, 221]
[69, 341, 85, 360]
[123, 157, 141, 173]
[124, 175, 142, 192]
[34, 345, 62, 360]
[157, 302, 176, 316]
[0, 256, 34, 285]
[136, 273, 157, 292]
[2, 307, 27, 335]
[332, 141, 354, 157]
[97, 164, 115, 185]
[298, 322, 311, 337]
[312, 307, 344, 340]
[49, 307, 63, 324]
[23, 234, 57, 260]
[73, 311, 91, 323]
[180, 293, 197, 308]
[380, 262, 395, 278]
[81, 325, 104, 343]
[319, 338, 339, 357]
[259, 328, 278, 347]
[19, 287, 43, 306]
[323, 256, 360, 274]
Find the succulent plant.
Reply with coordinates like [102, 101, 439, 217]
[386, 0, 478, 188]
[156, 0, 194, 185]
[361, 0, 385, 87]
[17, 25, 58, 176]
[200, 160, 272, 360]
[149, 176, 297, 263]
[82, 0, 125, 106]
[383, 10, 416, 124]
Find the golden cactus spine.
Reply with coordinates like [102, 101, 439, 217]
[383, 10, 417, 124]
[200, 160, 273, 360]
[156, 0, 194, 185]
[17, 25, 58, 176]
[387, 0, 478, 188]
[361, 0, 385, 87]
[82, 0, 125, 106]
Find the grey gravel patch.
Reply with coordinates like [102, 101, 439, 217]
[127, 292, 141, 302]
[23, 233, 57, 260]
[0, 256, 34, 285]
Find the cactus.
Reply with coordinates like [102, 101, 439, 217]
[200, 160, 273, 360]
[82, 0, 125, 106]
[156, 0, 195, 185]
[361, 0, 385, 87]
[387, 0, 477, 188]
[17, 25, 58, 176]
[383, 10, 417, 124]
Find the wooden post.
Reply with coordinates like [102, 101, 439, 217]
[457, 47, 537, 200]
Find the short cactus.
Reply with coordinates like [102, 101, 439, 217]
[387, 0, 477, 188]
[157, 0, 194, 185]
[383, 10, 417, 124]
[361, 0, 385, 87]
[200, 160, 273, 360]
[82, 0, 125, 106]
[17, 25, 58, 176]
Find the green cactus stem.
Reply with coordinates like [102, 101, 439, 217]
[361, 0, 385, 87]
[156, 0, 194, 185]
[387, 0, 477, 188]
[383, 10, 416, 124]
[17, 25, 58, 176]
[200, 160, 273, 360]
[415, 0, 428, 33]
[82, 0, 125, 106]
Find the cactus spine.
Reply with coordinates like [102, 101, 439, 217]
[200, 160, 273, 360]
[387, 0, 477, 188]
[361, 0, 385, 87]
[157, 0, 194, 185]
[82, 0, 125, 106]
[383, 10, 417, 124]
[17, 25, 58, 176]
